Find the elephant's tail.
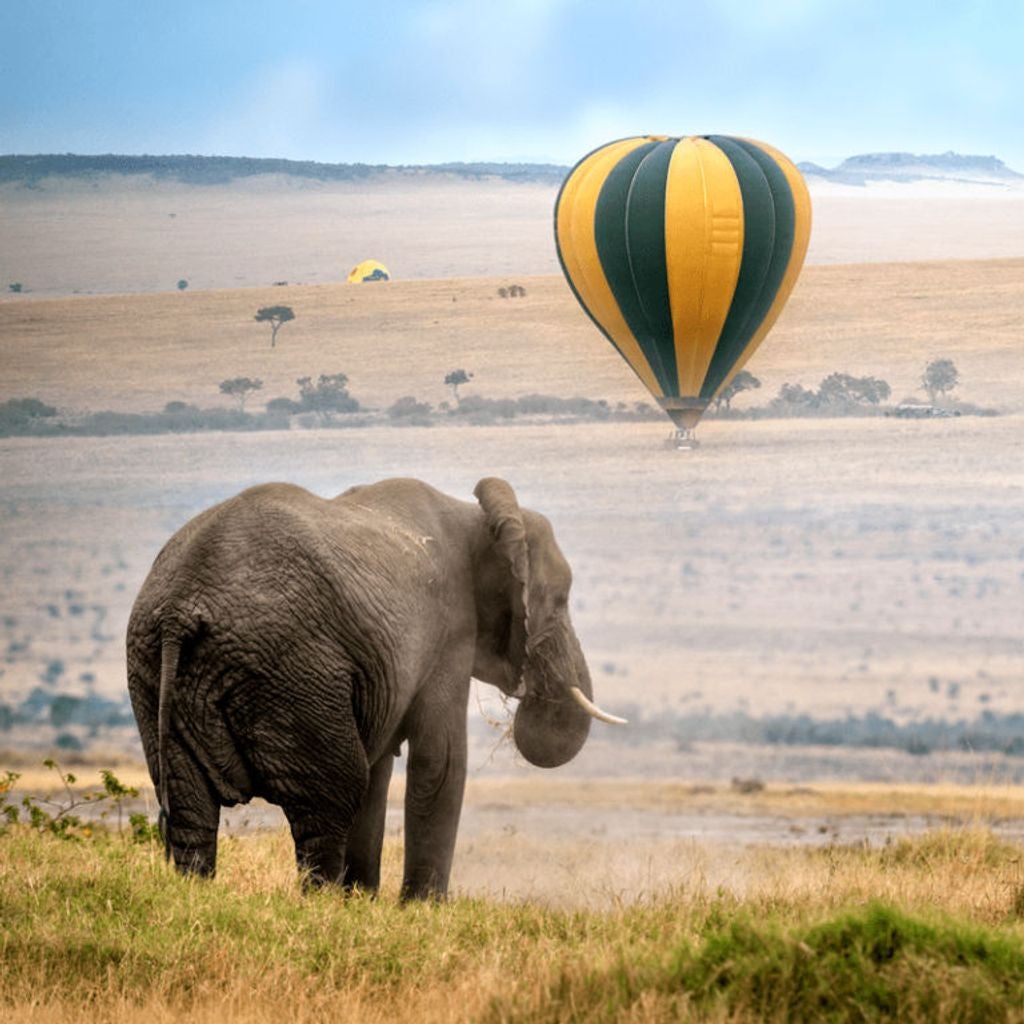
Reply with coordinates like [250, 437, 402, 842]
[157, 634, 181, 863]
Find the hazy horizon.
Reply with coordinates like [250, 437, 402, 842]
[1, 149, 1022, 174]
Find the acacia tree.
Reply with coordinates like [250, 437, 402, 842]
[296, 373, 359, 423]
[775, 382, 821, 409]
[922, 358, 959, 402]
[254, 305, 295, 348]
[219, 377, 263, 411]
[713, 370, 761, 411]
[444, 369, 473, 403]
[818, 373, 891, 406]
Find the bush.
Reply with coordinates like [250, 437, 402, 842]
[0, 397, 59, 435]
[923, 358, 959, 401]
[387, 396, 433, 426]
[49, 696, 81, 729]
[449, 395, 519, 422]
[218, 377, 263, 411]
[818, 372, 891, 406]
[772, 383, 821, 411]
[767, 374, 892, 417]
[296, 374, 360, 419]
[265, 397, 302, 416]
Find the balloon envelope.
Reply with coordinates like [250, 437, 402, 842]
[347, 260, 391, 283]
[555, 135, 811, 428]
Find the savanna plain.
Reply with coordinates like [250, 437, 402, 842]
[2, 174, 1024, 1020]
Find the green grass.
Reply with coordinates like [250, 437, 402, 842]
[3, 827, 1024, 1022]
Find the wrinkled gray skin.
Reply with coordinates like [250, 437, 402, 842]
[127, 477, 597, 899]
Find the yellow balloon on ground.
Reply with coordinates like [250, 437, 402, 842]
[347, 260, 391, 283]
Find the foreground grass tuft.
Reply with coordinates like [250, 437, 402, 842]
[3, 826, 1024, 1022]
[677, 904, 1024, 1022]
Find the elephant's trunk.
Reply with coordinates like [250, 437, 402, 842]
[512, 630, 604, 768]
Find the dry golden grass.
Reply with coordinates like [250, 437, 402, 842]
[2, 258, 1022, 415]
[3, 823, 1024, 1023]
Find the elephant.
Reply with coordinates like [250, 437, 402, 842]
[127, 476, 624, 899]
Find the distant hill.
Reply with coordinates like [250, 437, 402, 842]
[0, 153, 570, 187]
[798, 151, 1023, 187]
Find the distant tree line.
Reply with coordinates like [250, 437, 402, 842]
[0, 154, 568, 188]
[0, 357, 994, 438]
[7, 686, 1024, 765]
[604, 704, 1024, 760]
[706, 359, 981, 419]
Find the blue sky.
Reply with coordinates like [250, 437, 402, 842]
[3, 0, 1022, 169]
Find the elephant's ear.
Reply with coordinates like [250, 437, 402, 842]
[474, 477, 530, 671]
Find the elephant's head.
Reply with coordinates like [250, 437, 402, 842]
[471, 477, 624, 768]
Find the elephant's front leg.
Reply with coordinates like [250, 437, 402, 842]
[342, 754, 395, 893]
[401, 686, 469, 900]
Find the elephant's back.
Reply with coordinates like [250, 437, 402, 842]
[129, 482, 417, 647]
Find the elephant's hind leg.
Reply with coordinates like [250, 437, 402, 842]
[342, 754, 395, 893]
[163, 739, 221, 877]
[282, 748, 370, 887]
[244, 684, 370, 887]
[284, 803, 352, 887]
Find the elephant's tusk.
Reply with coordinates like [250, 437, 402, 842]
[569, 687, 628, 725]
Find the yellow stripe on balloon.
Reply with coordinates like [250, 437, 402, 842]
[556, 138, 663, 398]
[713, 138, 812, 393]
[663, 138, 744, 398]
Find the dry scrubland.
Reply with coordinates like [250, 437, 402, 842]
[3, 178, 1024, 1020]
[2, 259, 1023, 415]
[1, 258, 1022, 749]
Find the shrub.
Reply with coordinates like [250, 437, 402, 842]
[296, 374, 359, 420]
[387, 396, 433, 426]
[49, 695, 81, 728]
[219, 377, 264, 412]
[0, 397, 59, 435]
[265, 397, 302, 416]
[773, 383, 821, 410]
[768, 375, 892, 417]
[449, 395, 518, 422]
[818, 372, 891, 406]
[0, 761, 151, 840]
[922, 358, 960, 401]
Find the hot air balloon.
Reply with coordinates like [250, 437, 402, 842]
[554, 135, 811, 445]
[347, 260, 391, 283]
